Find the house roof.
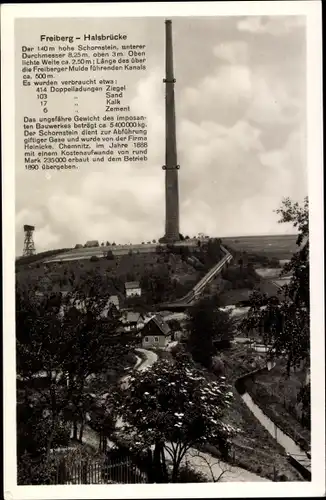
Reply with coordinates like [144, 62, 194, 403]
[125, 281, 140, 289]
[101, 296, 120, 317]
[108, 295, 119, 306]
[123, 311, 142, 323]
[144, 314, 171, 336]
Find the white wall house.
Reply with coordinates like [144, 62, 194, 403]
[125, 281, 142, 298]
[141, 315, 171, 349]
[120, 311, 145, 331]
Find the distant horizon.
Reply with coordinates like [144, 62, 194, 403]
[16, 231, 299, 258]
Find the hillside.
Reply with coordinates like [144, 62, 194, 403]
[16, 250, 202, 308]
[222, 234, 297, 261]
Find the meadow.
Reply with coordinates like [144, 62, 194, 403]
[222, 234, 298, 260]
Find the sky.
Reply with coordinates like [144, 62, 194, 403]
[15, 15, 307, 254]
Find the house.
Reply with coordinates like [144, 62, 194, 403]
[105, 295, 120, 312]
[141, 314, 171, 348]
[120, 311, 145, 331]
[101, 295, 120, 318]
[108, 295, 120, 310]
[85, 240, 99, 248]
[125, 281, 142, 298]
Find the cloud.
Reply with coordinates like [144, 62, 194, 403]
[181, 64, 252, 126]
[259, 127, 307, 200]
[34, 225, 61, 250]
[213, 41, 249, 65]
[181, 37, 303, 128]
[237, 16, 305, 36]
[15, 17, 307, 254]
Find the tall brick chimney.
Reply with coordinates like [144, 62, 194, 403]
[162, 19, 180, 242]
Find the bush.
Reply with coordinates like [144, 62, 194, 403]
[176, 464, 207, 482]
[18, 453, 57, 485]
[52, 424, 71, 448]
[105, 250, 114, 260]
[211, 356, 225, 377]
[90, 255, 99, 262]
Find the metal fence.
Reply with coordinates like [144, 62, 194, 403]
[51, 457, 147, 484]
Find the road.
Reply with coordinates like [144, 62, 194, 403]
[135, 347, 158, 371]
[119, 348, 158, 391]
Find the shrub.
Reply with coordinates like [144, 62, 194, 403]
[176, 464, 207, 482]
[105, 251, 114, 260]
[211, 356, 225, 377]
[90, 255, 99, 262]
[18, 453, 57, 485]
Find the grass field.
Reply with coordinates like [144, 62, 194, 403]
[222, 234, 298, 260]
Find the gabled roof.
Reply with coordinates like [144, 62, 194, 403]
[122, 311, 143, 323]
[108, 295, 120, 306]
[125, 281, 140, 289]
[144, 314, 171, 336]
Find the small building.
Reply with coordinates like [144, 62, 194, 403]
[108, 295, 120, 311]
[101, 295, 121, 319]
[120, 311, 145, 331]
[141, 314, 171, 349]
[85, 240, 99, 248]
[125, 281, 142, 298]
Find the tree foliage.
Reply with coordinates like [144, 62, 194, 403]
[108, 358, 236, 482]
[187, 296, 235, 368]
[240, 197, 309, 374]
[16, 285, 126, 469]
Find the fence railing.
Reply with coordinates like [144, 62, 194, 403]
[51, 457, 147, 484]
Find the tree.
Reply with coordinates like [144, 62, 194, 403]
[16, 285, 124, 463]
[187, 296, 235, 368]
[240, 197, 309, 375]
[59, 293, 124, 441]
[105, 250, 114, 260]
[297, 382, 310, 427]
[140, 266, 176, 304]
[109, 358, 236, 482]
[180, 246, 190, 260]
